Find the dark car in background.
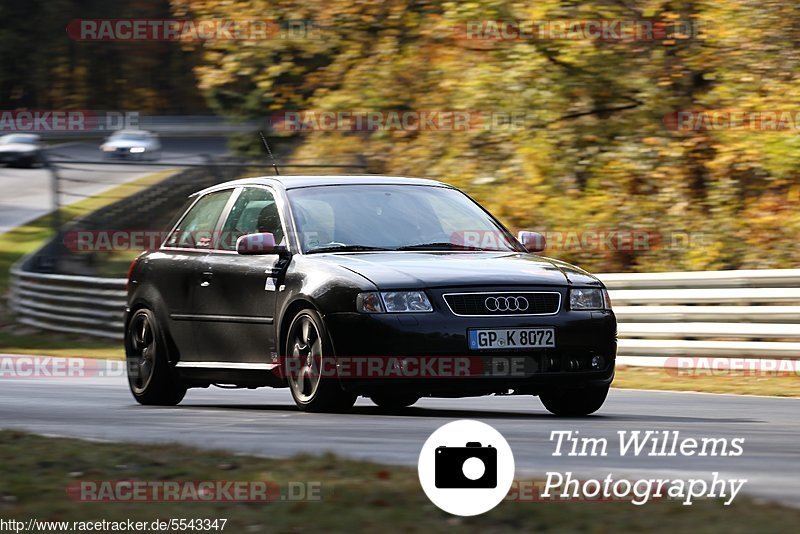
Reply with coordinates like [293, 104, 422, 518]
[125, 176, 616, 415]
[0, 134, 44, 168]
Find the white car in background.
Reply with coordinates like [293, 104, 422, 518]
[0, 134, 44, 168]
[100, 130, 162, 160]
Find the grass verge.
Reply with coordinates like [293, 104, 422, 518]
[0, 329, 122, 360]
[0, 430, 798, 533]
[614, 365, 800, 398]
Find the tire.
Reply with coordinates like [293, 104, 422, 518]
[8, 157, 31, 168]
[370, 393, 419, 410]
[285, 308, 357, 413]
[539, 385, 609, 416]
[125, 308, 186, 406]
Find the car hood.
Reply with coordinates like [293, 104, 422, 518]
[0, 143, 37, 153]
[319, 251, 602, 289]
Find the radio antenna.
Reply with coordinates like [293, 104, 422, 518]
[259, 131, 280, 176]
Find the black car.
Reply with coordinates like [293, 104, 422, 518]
[125, 176, 616, 415]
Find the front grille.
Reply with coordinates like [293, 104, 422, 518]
[443, 292, 561, 316]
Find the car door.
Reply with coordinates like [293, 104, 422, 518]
[192, 186, 288, 366]
[155, 189, 234, 361]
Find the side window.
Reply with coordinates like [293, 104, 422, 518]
[218, 187, 285, 251]
[164, 190, 232, 249]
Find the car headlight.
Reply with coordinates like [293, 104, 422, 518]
[129, 147, 146, 153]
[569, 288, 610, 310]
[356, 291, 433, 313]
[101, 145, 115, 152]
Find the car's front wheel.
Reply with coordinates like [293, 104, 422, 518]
[285, 308, 357, 413]
[539, 385, 609, 416]
[125, 308, 186, 406]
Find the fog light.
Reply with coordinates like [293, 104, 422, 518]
[591, 355, 605, 370]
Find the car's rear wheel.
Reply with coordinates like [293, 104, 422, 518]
[285, 309, 357, 413]
[125, 308, 186, 406]
[370, 393, 419, 410]
[539, 385, 609, 416]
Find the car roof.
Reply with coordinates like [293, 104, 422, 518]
[1, 133, 39, 140]
[192, 175, 454, 197]
[110, 129, 152, 135]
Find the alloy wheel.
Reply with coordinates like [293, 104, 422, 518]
[127, 310, 156, 394]
[288, 314, 324, 403]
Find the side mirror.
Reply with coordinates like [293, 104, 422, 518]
[518, 231, 546, 253]
[237, 232, 276, 255]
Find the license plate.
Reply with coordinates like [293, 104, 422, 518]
[468, 328, 555, 350]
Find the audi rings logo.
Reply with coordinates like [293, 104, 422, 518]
[485, 296, 529, 312]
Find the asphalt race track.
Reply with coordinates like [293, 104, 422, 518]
[0, 137, 228, 234]
[0, 373, 797, 506]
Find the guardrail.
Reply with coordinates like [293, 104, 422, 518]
[29, 115, 260, 139]
[8, 267, 800, 360]
[602, 270, 800, 361]
[10, 267, 127, 339]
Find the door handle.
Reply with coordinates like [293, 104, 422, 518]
[200, 271, 213, 287]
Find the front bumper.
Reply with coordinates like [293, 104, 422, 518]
[323, 295, 616, 397]
[0, 152, 27, 163]
[103, 147, 150, 158]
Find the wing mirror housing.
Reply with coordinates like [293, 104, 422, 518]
[237, 232, 291, 257]
[518, 231, 546, 253]
[237, 232, 276, 255]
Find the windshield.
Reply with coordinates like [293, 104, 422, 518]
[0, 134, 38, 144]
[288, 184, 523, 253]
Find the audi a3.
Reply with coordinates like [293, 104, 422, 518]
[125, 176, 616, 415]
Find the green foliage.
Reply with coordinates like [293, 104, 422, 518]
[176, 0, 800, 272]
[6, 1, 798, 272]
